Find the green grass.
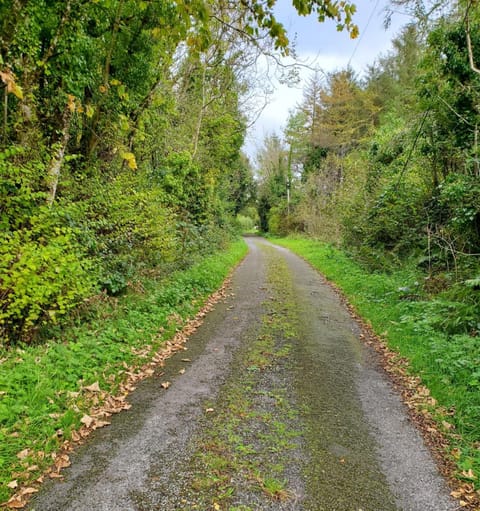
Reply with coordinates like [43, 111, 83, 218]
[272, 236, 480, 495]
[0, 239, 247, 504]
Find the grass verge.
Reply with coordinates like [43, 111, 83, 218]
[0, 239, 247, 506]
[272, 236, 480, 508]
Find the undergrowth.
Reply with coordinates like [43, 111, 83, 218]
[0, 239, 247, 504]
[272, 237, 480, 497]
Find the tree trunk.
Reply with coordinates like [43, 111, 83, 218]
[46, 105, 72, 206]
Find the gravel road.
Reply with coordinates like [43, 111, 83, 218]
[29, 237, 458, 511]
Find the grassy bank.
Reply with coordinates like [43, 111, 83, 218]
[0, 239, 247, 505]
[272, 237, 479, 503]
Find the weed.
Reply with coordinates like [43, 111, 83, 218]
[259, 476, 289, 500]
[179, 246, 302, 508]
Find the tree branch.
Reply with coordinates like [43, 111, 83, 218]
[466, 14, 480, 76]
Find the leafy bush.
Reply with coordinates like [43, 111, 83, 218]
[236, 214, 256, 232]
[0, 151, 96, 343]
[81, 171, 178, 293]
[0, 223, 95, 343]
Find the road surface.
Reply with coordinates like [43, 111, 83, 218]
[29, 237, 457, 511]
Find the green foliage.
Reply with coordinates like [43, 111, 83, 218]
[236, 214, 256, 233]
[0, 222, 94, 343]
[267, 204, 289, 236]
[0, 151, 96, 342]
[0, 148, 47, 231]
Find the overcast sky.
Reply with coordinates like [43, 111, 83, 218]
[243, 0, 412, 161]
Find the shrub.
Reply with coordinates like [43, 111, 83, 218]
[0, 224, 95, 343]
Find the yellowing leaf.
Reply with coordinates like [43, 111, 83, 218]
[350, 25, 359, 39]
[0, 69, 23, 99]
[121, 151, 137, 170]
[85, 104, 95, 118]
[67, 94, 76, 113]
[12, 84, 23, 100]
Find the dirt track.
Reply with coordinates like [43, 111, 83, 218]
[29, 238, 457, 511]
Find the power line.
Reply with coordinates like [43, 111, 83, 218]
[348, 0, 381, 68]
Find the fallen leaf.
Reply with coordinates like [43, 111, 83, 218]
[55, 454, 71, 469]
[26, 465, 39, 472]
[213, 503, 220, 511]
[16, 449, 30, 460]
[461, 469, 477, 480]
[6, 495, 25, 508]
[205, 408, 214, 413]
[7, 480, 18, 489]
[80, 415, 94, 428]
[181, 358, 191, 362]
[20, 488, 38, 496]
[84, 381, 101, 393]
[93, 420, 111, 429]
[179, 368, 186, 375]
[161, 381, 171, 389]
[48, 472, 63, 479]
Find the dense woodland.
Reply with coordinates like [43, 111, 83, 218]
[1, 0, 479, 344]
[0, 0, 358, 343]
[256, 0, 480, 337]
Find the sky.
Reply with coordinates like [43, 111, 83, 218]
[243, 0, 412, 161]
